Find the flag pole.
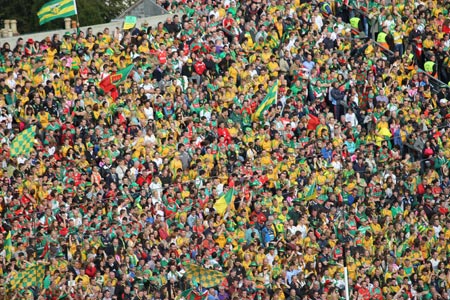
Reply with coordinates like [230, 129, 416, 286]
[74, 0, 80, 30]
[339, 206, 350, 300]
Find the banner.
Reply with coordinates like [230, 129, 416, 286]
[10, 126, 36, 158]
[184, 264, 226, 288]
[123, 16, 137, 30]
[37, 0, 77, 25]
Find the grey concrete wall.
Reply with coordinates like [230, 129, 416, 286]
[0, 14, 172, 47]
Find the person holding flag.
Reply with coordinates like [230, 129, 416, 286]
[99, 64, 135, 100]
[252, 79, 279, 122]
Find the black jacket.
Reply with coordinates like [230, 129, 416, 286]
[330, 87, 346, 104]
[181, 64, 194, 77]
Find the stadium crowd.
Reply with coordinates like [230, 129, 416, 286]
[1, 0, 450, 299]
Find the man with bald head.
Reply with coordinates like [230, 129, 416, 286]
[164, 17, 178, 34]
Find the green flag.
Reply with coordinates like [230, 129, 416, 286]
[184, 263, 226, 288]
[252, 80, 279, 121]
[181, 289, 209, 300]
[123, 16, 137, 30]
[181, 289, 193, 298]
[304, 181, 317, 201]
[105, 48, 114, 56]
[10, 126, 36, 158]
[8, 263, 46, 291]
[5, 231, 12, 261]
[99, 65, 134, 92]
[37, 0, 77, 25]
[213, 188, 235, 216]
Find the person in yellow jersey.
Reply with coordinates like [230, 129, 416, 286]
[60, 32, 73, 55]
[392, 24, 404, 55]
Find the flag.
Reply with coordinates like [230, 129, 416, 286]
[337, 193, 343, 204]
[417, 224, 428, 234]
[123, 16, 137, 30]
[184, 263, 226, 288]
[8, 263, 46, 291]
[181, 289, 193, 299]
[37, 0, 77, 25]
[213, 188, 235, 216]
[338, 191, 353, 205]
[304, 181, 317, 201]
[252, 80, 279, 121]
[40, 242, 50, 259]
[10, 126, 36, 158]
[99, 64, 134, 93]
[181, 289, 209, 300]
[306, 114, 320, 131]
[105, 48, 115, 56]
[4, 231, 12, 261]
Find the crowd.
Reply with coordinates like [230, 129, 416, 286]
[1, 0, 450, 299]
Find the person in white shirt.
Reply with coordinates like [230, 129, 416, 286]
[443, 34, 450, 49]
[335, 16, 346, 33]
[151, 190, 162, 205]
[287, 219, 307, 238]
[331, 156, 344, 173]
[152, 152, 163, 169]
[129, 160, 140, 182]
[115, 159, 128, 181]
[0, 110, 13, 129]
[199, 103, 212, 121]
[100, 65, 111, 80]
[167, 264, 183, 282]
[383, 170, 397, 185]
[209, 8, 220, 22]
[71, 210, 82, 227]
[265, 247, 277, 265]
[429, 251, 440, 271]
[312, 10, 323, 31]
[214, 178, 224, 195]
[5, 72, 16, 89]
[246, 144, 257, 161]
[144, 130, 157, 145]
[143, 101, 154, 120]
[330, 26, 340, 41]
[345, 108, 358, 127]
[296, 218, 308, 238]
[432, 218, 442, 238]
[141, 76, 154, 99]
[150, 176, 163, 203]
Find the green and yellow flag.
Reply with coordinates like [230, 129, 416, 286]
[123, 16, 137, 30]
[4, 231, 12, 261]
[8, 263, 46, 291]
[184, 263, 226, 288]
[213, 188, 235, 216]
[37, 0, 77, 26]
[252, 80, 279, 121]
[10, 126, 36, 158]
[304, 180, 317, 201]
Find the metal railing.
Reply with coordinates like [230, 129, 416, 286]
[345, 5, 395, 54]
